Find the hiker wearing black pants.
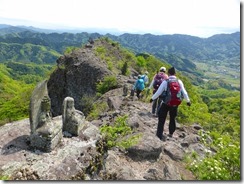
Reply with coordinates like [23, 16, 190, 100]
[156, 103, 177, 140]
[148, 66, 168, 116]
[150, 67, 191, 141]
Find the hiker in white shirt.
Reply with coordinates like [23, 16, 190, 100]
[150, 67, 191, 141]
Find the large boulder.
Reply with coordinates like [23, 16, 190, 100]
[47, 48, 112, 116]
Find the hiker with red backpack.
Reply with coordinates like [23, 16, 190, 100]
[148, 66, 168, 116]
[150, 67, 191, 141]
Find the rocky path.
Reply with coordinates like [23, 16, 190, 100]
[100, 94, 198, 180]
[0, 89, 211, 180]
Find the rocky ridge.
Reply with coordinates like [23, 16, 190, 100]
[0, 93, 211, 180]
[0, 38, 213, 180]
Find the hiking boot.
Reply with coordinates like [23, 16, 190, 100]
[161, 135, 167, 141]
[167, 134, 173, 138]
[159, 135, 167, 142]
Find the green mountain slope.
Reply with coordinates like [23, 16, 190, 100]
[0, 28, 240, 90]
[0, 42, 61, 64]
[0, 61, 54, 124]
[0, 29, 239, 68]
[0, 64, 34, 125]
[109, 32, 240, 62]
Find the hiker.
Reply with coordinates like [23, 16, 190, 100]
[141, 71, 149, 86]
[148, 67, 168, 116]
[133, 75, 145, 99]
[150, 66, 191, 141]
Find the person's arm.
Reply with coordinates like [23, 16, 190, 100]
[151, 80, 167, 100]
[148, 74, 156, 89]
[178, 80, 190, 102]
[148, 79, 154, 89]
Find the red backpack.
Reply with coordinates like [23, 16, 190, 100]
[163, 79, 183, 106]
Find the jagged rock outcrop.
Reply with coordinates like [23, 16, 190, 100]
[47, 47, 112, 116]
[47, 39, 137, 117]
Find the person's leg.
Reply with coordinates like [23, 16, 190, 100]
[156, 97, 162, 115]
[168, 106, 178, 135]
[136, 90, 140, 98]
[140, 90, 144, 99]
[156, 103, 169, 140]
[152, 98, 158, 114]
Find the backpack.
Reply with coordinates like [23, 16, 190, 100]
[153, 73, 166, 90]
[135, 79, 145, 91]
[141, 75, 149, 84]
[162, 79, 183, 106]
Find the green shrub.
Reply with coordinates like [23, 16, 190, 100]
[64, 46, 79, 55]
[121, 61, 129, 76]
[96, 76, 118, 95]
[0, 175, 9, 180]
[100, 115, 141, 149]
[136, 56, 147, 69]
[80, 94, 97, 116]
[107, 60, 113, 71]
[86, 102, 108, 121]
[95, 46, 106, 55]
[188, 130, 240, 180]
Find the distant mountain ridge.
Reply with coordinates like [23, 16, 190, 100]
[0, 24, 240, 75]
[0, 24, 125, 35]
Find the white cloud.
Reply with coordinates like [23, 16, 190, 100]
[0, 0, 240, 37]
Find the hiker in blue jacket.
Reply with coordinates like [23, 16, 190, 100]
[133, 75, 145, 99]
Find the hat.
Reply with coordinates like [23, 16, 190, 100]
[138, 75, 142, 79]
[168, 67, 176, 75]
[145, 71, 148, 75]
[159, 67, 166, 72]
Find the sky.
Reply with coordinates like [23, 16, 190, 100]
[0, 0, 241, 38]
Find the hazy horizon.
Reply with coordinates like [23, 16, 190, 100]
[0, 0, 240, 38]
[0, 19, 240, 38]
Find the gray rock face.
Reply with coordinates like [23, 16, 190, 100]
[126, 132, 163, 161]
[47, 47, 113, 117]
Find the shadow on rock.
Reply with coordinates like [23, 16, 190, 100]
[2, 135, 31, 155]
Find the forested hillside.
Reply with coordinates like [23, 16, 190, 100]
[0, 25, 239, 90]
[0, 62, 54, 125]
[0, 64, 33, 124]
[0, 26, 240, 66]
[0, 36, 240, 180]
[0, 42, 61, 63]
[110, 32, 240, 61]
